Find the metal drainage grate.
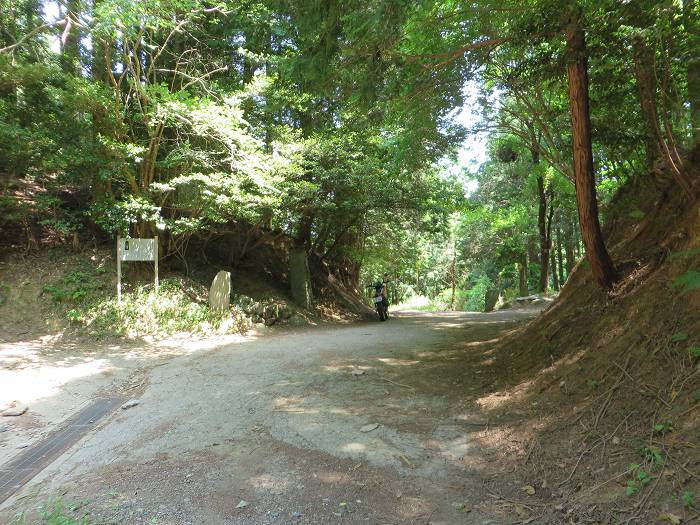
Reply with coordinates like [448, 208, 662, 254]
[0, 397, 122, 505]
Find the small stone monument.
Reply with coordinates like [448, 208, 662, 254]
[289, 248, 312, 309]
[209, 271, 231, 311]
[484, 289, 500, 312]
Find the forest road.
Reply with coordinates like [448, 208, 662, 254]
[1, 307, 544, 524]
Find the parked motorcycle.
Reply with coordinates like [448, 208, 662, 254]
[370, 282, 389, 321]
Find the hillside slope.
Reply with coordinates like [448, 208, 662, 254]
[465, 170, 700, 521]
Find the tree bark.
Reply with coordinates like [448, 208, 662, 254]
[537, 176, 552, 293]
[556, 225, 565, 284]
[61, 0, 81, 75]
[631, 38, 661, 169]
[518, 250, 528, 297]
[534, 141, 551, 293]
[450, 249, 456, 310]
[551, 246, 559, 290]
[295, 211, 314, 249]
[563, 217, 575, 275]
[685, 0, 700, 143]
[632, 36, 693, 193]
[565, 10, 617, 289]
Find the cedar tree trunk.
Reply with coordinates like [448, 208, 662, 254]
[565, 11, 617, 289]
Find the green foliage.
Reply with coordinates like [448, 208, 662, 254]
[42, 269, 104, 304]
[587, 378, 600, 389]
[671, 331, 689, 343]
[0, 282, 8, 306]
[672, 271, 700, 295]
[682, 490, 698, 509]
[626, 464, 654, 496]
[640, 444, 665, 465]
[689, 346, 700, 358]
[66, 279, 249, 339]
[652, 421, 674, 435]
[1, 0, 697, 309]
[13, 498, 94, 525]
[669, 248, 700, 260]
[40, 261, 249, 338]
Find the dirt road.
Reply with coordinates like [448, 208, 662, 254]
[1, 308, 543, 524]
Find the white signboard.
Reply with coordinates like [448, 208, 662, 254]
[117, 237, 159, 302]
[119, 238, 156, 261]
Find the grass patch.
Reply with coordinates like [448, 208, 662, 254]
[69, 279, 250, 338]
[13, 498, 94, 525]
[43, 263, 250, 339]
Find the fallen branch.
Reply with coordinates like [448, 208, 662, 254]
[558, 440, 602, 487]
[611, 361, 671, 408]
[379, 377, 415, 390]
[570, 465, 636, 502]
[484, 486, 545, 510]
[594, 355, 632, 429]
[523, 437, 538, 466]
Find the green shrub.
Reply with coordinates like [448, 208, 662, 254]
[0, 282, 9, 306]
[70, 279, 250, 338]
[42, 269, 103, 304]
[44, 264, 250, 338]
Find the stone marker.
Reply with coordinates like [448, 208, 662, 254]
[209, 270, 231, 311]
[484, 289, 499, 312]
[289, 248, 312, 309]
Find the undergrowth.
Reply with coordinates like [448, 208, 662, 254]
[42, 263, 250, 338]
[390, 276, 495, 312]
[13, 498, 94, 525]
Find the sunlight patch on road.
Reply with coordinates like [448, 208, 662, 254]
[271, 396, 318, 414]
[314, 470, 351, 484]
[376, 357, 420, 366]
[0, 359, 113, 406]
[321, 362, 375, 373]
[340, 442, 367, 454]
[248, 472, 292, 492]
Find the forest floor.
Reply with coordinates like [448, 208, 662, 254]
[0, 306, 548, 525]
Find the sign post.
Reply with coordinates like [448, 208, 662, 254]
[117, 236, 159, 302]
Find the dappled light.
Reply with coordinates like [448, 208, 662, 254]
[376, 357, 420, 367]
[1, 0, 699, 522]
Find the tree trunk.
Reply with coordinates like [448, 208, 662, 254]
[295, 211, 314, 249]
[518, 250, 528, 297]
[450, 249, 456, 311]
[631, 39, 661, 169]
[537, 173, 551, 293]
[556, 226, 565, 284]
[564, 218, 575, 275]
[632, 36, 693, 193]
[685, 0, 700, 143]
[565, 10, 617, 290]
[61, 0, 81, 75]
[551, 247, 559, 290]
